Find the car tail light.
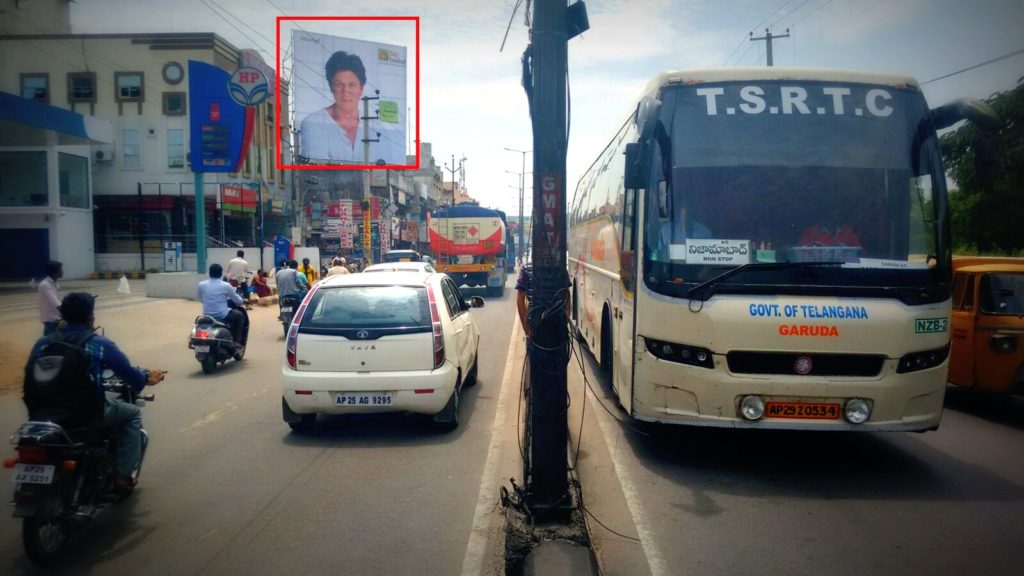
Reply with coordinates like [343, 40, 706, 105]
[427, 284, 445, 369]
[16, 446, 47, 464]
[286, 285, 320, 370]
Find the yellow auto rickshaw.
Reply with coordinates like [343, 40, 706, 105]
[949, 256, 1024, 393]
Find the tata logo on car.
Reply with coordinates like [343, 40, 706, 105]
[356, 330, 370, 340]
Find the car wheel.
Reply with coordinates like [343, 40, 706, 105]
[432, 385, 460, 431]
[201, 355, 216, 374]
[288, 413, 316, 433]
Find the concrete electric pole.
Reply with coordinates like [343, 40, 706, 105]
[749, 27, 789, 67]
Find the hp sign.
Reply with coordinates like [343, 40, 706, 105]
[227, 67, 269, 107]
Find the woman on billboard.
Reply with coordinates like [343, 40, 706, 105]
[299, 51, 367, 163]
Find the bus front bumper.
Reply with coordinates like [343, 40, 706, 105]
[632, 354, 945, 432]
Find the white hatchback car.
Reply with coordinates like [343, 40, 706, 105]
[281, 271, 483, 432]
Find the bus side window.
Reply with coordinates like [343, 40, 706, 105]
[952, 273, 967, 310]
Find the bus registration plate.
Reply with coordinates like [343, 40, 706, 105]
[765, 401, 840, 420]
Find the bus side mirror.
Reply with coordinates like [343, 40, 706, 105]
[624, 143, 645, 189]
[973, 135, 997, 188]
[930, 98, 1001, 132]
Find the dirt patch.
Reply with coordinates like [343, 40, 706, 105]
[0, 340, 30, 395]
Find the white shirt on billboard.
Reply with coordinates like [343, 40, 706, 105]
[299, 108, 366, 164]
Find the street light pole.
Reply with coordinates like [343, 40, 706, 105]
[504, 147, 530, 265]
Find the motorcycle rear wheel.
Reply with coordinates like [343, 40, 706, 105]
[23, 497, 69, 566]
[201, 355, 217, 374]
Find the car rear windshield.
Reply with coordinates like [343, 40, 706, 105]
[301, 285, 430, 328]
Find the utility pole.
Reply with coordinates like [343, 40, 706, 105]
[362, 91, 380, 263]
[527, 0, 571, 511]
[749, 27, 789, 67]
[504, 147, 530, 265]
[444, 154, 458, 205]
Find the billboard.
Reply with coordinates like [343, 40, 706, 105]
[293, 30, 407, 166]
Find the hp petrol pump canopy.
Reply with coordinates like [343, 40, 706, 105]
[293, 31, 407, 166]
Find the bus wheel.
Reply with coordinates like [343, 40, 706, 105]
[600, 310, 612, 375]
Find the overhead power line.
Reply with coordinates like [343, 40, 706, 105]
[920, 47, 1024, 86]
[791, 0, 836, 26]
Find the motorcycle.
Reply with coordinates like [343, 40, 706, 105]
[227, 271, 254, 310]
[189, 302, 249, 374]
[279, 293, 304, 337]
[4, 370, 155, 566]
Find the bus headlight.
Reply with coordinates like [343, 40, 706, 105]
[739, 395, 765, 421]
[644, 337, 715, 369]
[896, 344, 950, 373]
[844, 399, 872, 424]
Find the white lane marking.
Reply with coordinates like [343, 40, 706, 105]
[586, 382, 669, 576]
[461, 314, 519, 576]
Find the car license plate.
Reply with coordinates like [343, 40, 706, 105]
[457, 255, 474, 265]
[13, 464, 54, 485]
[334, 392, 393, 407]
[281, 306, 293, 313]
[765, 401, 841, 420]
[194, 345, 210, 353]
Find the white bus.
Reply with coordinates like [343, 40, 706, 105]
[569, 68, 997, 431]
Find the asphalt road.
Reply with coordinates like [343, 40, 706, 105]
[574, 346, 1024, 576]
[0, 279, 518, 575]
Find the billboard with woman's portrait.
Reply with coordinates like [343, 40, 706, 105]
[293, 31, 407, 166]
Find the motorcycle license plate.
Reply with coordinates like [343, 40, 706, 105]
[13, 464, 54, 485]
[334, 392, 393, 407]
[281, 306, 293, 313]
[194, 345, 210, 353]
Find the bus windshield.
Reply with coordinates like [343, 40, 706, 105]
[643, 80, 948, 303]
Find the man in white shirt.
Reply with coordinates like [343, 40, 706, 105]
[224, 250, 252, 308]
[38, 260, 63, 335]
[197, 263, 246, 350]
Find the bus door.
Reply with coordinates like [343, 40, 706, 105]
[949, 272, 976, 386]
[615, 183, 639, 411]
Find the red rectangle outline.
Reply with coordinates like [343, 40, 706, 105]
[764, 401, 842, 420]
[276, 15, 420, 171]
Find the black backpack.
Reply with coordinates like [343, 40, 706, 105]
[23, 329, 104, 428]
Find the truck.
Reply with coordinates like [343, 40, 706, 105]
[429, 203, 510, 296]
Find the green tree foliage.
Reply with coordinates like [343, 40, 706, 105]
[941, 79, 1024, 255]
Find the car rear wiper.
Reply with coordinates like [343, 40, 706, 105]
[686, 261, 845, 302]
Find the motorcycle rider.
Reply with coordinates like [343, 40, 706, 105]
[197, 263, 247, 351]
[225, 250, 253, 309]
[27, 293, 164, 490]
[275, 259, 308, 316]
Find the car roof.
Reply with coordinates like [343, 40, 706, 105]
[365, 262, 430, 270]
[318, 270, 437, 288]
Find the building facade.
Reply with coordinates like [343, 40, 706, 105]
[1, 3, 291, 276]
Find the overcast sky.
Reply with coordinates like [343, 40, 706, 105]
[71, 0, 1024, 217]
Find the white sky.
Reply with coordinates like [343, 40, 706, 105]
[71, 0, 1024, 217]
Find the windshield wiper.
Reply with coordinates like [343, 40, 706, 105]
[686, 261, 845, 302]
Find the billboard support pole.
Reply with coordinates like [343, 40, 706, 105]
[195, 172, 206, 274]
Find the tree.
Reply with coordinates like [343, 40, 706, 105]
[941, 78, 1024, 254]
